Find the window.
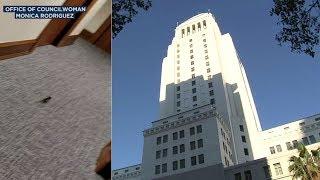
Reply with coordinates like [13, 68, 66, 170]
[173, 132, 178, 140]
[177, 79, 180, 83]
[203, 39, 206, 42]
[190, 55, 194, 59]
[156, 150, 161, 159]
[302, 137, 309, 145]
[190, 127, 195, 135]
[206, 61, 209, 66]
[190, 44, 193, 48]
[180, 144, 185, 153]
[192, 74, 195, 78]
[244, 170, 252, 180]
[192, 24, 195, 33]
[270, 146, 275, 154]
[177, 72, 180, 77]
[197, 125, 202, 133]
[179, 130, 185, 138]
[316, 117, 320, 121]
[177, 109, 181, 112]
[192, 80, 196, 86]
[241, 136, 246, 143]
[176, 86, 180, 91]
[198, 139, 203, 148]
[191, 156, 197, 166]
[198, 154, 204, 164]
[208, 75, 211, 79]
[209, 90, 214, 96]
[163, 148, 168, 157]
[191, 67, 195, 72]
[180, 159, 185, 168]
[163, 135, 168, 143]
[177, 66, 180, 70]
[193, 96, 197, 101]
[207, 68, 210, 73]
[162, 163, 167, 173]
[192, 88, 196, 93]
[208, 82, 213, 88]
[263, 166, 271, 178]
[239, 125, 244, 132]
[205, 55, 209, 60]
[204, 44, 207, 48]
[210, 98, 215, 104]
[177, 54, 180, 58]
[173, 146, 178, 154]
[292, 140, 298, 148]
[173, 161, 178, 170]
[187, 27, 190, 35]
[177, 93, 180, 99]
[177, 60, 180, 64]
[234, 173, 241, 180]
[286, 142, 293, 150]
[193, 104, 197, 107]
[203, 20, 207, 28]
[191, 61, 194, 65]
[177, 101, 180, 107]
[189, 38, 192, 42]
[190, 141, 196, 150]
[273, 163, 283, 175]
[276, 145, 282, 152]
[157, 137, 162, 145]
[244, 148, 249, 155]
[155, 165, 160, 174]
[197, 22, 201, 31]
[190, 49, 193, 53]
[181, 29, 185, 38]
[204, 49, 208, 53]
[309, 135, 316, 144]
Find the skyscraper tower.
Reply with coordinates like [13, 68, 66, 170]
[140, 13, 262, 180]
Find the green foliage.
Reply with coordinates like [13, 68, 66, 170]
[270, 0, 320, 57]
[288, 143, 320, 179]
[112, 0, 152, 38]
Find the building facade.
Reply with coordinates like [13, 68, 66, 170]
[112, 13, 320, 180]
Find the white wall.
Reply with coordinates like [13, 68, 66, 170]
[0, 0, 68, 43]
[70, 0, 110, 35]
[141, 108, 226, 180]
[84, 0, 111, 33]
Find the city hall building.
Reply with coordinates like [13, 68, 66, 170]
[112, 13, 320, 180]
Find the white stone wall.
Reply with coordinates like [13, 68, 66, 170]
[141, 108, 228, 180]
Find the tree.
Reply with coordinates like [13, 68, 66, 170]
[270, 0, 320, 57]
[112, 0, 152, 38]
[288, 143, 319, 179]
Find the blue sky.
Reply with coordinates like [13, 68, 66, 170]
[112, 1, 320, 169]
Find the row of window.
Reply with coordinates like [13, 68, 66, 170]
[156, 125, 203, 145]
[155, 139, 204, 159]
[181, 20, 207, 38]
[269, 134, 318, 154]
[176, 81, 213, 91]
[155, 154, 205, 174]
[234, 163, 282, 180]
[176, 96, 215, 109]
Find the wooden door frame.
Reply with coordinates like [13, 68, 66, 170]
[56, 0, 100, 47]
[35, 0, 95, 47]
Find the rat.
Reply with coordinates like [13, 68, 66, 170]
[40, 96, 52, 103]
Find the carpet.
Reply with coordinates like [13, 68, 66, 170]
[0, 39, 111, 180]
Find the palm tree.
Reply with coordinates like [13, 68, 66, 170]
[288, 143, 319, 180]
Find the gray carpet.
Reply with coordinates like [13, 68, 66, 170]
[0, 39, 111, 180]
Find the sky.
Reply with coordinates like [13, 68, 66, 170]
[112, 0, 320, 170]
